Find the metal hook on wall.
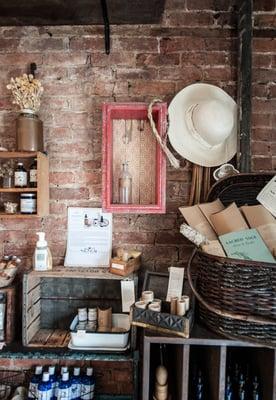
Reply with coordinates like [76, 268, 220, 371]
[30, 63, 37, 77]
[100, 0, 110, 54]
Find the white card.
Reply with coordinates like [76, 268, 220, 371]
[257, 175, 276, 217]
[121, 280, 135, 313]
[166, 267, 184, 301]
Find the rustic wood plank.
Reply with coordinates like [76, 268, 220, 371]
[26, 316, 40, 345]
[181, 345, 190, 400]
[30, 328, 53, 345]
[218, 346, 227, 400]
[142, 338, 151, 400]
[26, 300, 40, 327]
[37, 151, 49, 217]
[27, 268, 130, 280]
[45, 329, 69, 347]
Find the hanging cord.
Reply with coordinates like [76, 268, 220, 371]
[147, 99, 180, 169]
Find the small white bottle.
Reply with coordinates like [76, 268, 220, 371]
[33, 232, 52, 271]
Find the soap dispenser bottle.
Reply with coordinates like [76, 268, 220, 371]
[33, 232, 52, 271]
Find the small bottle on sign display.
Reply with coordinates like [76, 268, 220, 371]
[38, 372, 52, 400]
[14, 162, 27, 187]
[28, 366, 43, 400]
[80, 368, 95, 400]
[71, 367, 82, 400]
[29, 158, 38, 188]
[119, 162, 132, 204]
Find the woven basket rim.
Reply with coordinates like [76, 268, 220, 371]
[197, 248, 276, 268]
[206, 171, 274, 199]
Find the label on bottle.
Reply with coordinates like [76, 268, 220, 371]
[58, 387, 71, 400]
[28, 382, 39, 399]
[71, 383, 81, 400]
[30, 169, 37, 183]
[80, 384, 95, 400]
[35, 250, 47, 270]
[15, 171, 27, 187]
[38, 388, 51, 400]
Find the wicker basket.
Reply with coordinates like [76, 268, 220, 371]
[187, 172, 276, 347]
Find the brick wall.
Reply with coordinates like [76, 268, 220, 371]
[0, 0, 274, 272]
[252, 0, 276, 171]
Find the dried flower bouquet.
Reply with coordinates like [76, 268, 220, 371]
[7, 74, 43, 113]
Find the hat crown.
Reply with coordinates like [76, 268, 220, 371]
[193, 100, 234, 147]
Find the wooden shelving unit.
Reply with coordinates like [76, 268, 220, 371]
[0, 151, 49, 217]
[143, 326, 276, 400]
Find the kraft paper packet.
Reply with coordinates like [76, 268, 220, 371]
[201, 240, 226, 257]
[179, 205, 217, 241]
[257, 223, 276, 255]
[198, 199, 225, 229]
[240, 205, 275, 228]
[210, 202, 249, 236]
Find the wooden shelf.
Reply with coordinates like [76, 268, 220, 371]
[0, 151, 49, 217]
[0, 151, 39, 159]
[143, 327, 276, 400]
[0, 213, 39, 218]
[0, 188, 37, 193]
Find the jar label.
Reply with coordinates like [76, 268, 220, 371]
[30, 169, 37, 183]
[20, 198, 36, 213]
[15, 171, 27, 187]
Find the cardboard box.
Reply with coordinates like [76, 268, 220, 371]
[110, 251, 141, 277]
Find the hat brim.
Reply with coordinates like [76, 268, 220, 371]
[168, 83, 237, 167]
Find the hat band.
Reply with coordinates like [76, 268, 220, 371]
[185, 104, 213, 149]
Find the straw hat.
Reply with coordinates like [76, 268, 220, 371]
[168, 83, 237, 167]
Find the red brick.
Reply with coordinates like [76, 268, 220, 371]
[203, 66, 237, 81]
[113, 232, 155, 245]
[160, 37, 205, 53]
[136, 53, 180, 67]
[254, 14, 276, 29]
[252, 156, 273, 171]
[253, 0, 275, 12]
[253, 38, 276, 53]
[69, 36, 104, 51]
[129, 80, 175, 96]
[252, 53, 272, 68]
[187, 0, 233, 10]
[113, 37, 158, 52]
[165, 11, 214, 27]
[252, 141, 272, 155]
[50, 188, 90, 201]
[252, 128, 273, 141]
[19, 38, 65, 52]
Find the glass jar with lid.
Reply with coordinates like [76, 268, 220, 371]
[20, 193, 37, 214]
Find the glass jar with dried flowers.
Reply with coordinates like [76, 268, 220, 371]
[7, 74, 44, 152]
[0, 160, 15, 188]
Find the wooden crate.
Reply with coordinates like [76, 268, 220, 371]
[0, 285, 16, 344]
[102, 102, 167, 214]
[22, 268, 137, 347]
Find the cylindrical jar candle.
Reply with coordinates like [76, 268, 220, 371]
[20, 193, 37, 214]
